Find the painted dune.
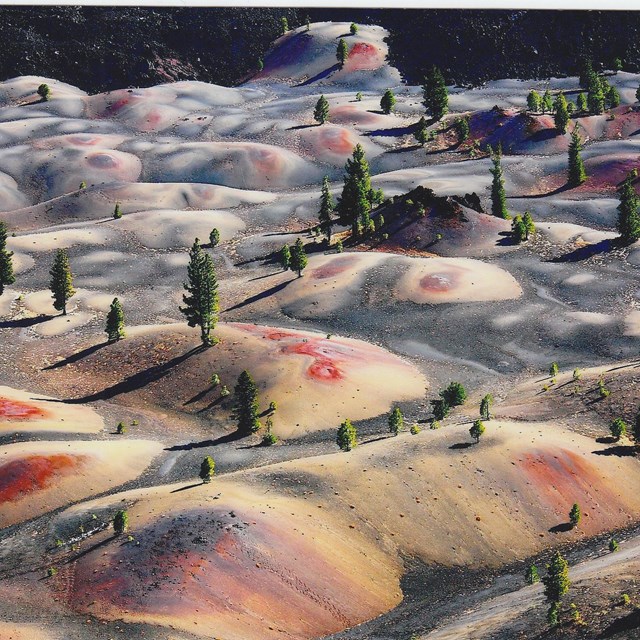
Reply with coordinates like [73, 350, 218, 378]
[0, 386, 103, 433]
[42, 322, 427, 437]
[63, 482, 401, 640]
[0, 439, 162, 527]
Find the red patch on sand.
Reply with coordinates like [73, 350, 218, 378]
[0, 454, 86, 502]
[419, 271, 458, 293]
[519, 448, 620, 519]
[249, 147, 283, 176]
[346, 42, 382, 71]
[87, 153, 120, 169]
[316, 127, 355, 155]
[0, 398, 46, 420]
[330, 105, 379, 126]
[311, 255, 360, 280]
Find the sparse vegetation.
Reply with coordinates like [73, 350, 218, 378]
[314, 94, 330, 125]
[469, 419, 485, 443]
[262, 417, 278, 445]
[388, 407, 403, 435]
[380, 89, 396, 114]
[113, 509, 129, 535]
[480, 394, 493, 420]
[350, 22, 358, 35]
[105, 297, 125, 342]
[199, 456, 215, 482]
[549, 362, 559, 378]
[116, 421, 127, 435]
[235, 370, 261, 436]
[113, 202, 122, 219]
[609, 538, 619, 552]
[569, 502, 582, 528]
[0, 221, 15, 296]
[610, 418, 627, 441]
[37, 83, 51, 101]
[525, 563, 540, 584]
[209, 227, 220, 248]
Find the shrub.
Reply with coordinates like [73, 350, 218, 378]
[611, 418, 627, 440]
[573, 368, 582, 381]
[410, 423, 421, 435]
[337, 419, 357, 451]
[525, 564, 540, 584]
[335, 239, 344, 253]
[262, 418, 278, 446]
[469, 419, 485, 443]
[569, 503, 581, 528]
[356, 92, 362, 101]
[269, 401, 277, 413]
[209, 228, 220, 247]
[220, 385, 230, 397]
[549, 362, 559, 377]
[210, 373, 220, 386]
[47, 567, 58, 578]
[609, 538, 619, 552]
[388, 407, 403, 435]
[37, 83, 51, 101]
[113, 203, 122, 219]
[547, 602, 560, 626]
[621, 593, 631, 605]
[113, 510, 128, 535]
[116, 422, 127, 435]
[431, 398, 450, 420]
[430, 419, 440, 429]
[440, 382, 467, 407]
[199, 456, 215, 482]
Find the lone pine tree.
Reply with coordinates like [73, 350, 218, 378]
[380, 89, 396, 114]
[290, 237, 308, 276]
[105, 297, 125, 342]
[199, 456, 215, 483]
[568, 125, 587, 187]
[490, 145, 509, 219]
[49, 248, 75, 315]
[113, 510, 128, 535]
[569, 502, 582, 528]
[318, 176, 335, 243]
[422, 66, 448, 121]
[336, 39, 348, 68]
[0, 221, 15, 296]
[480, 394, 493, 420]
[337, 418, 357, 451]
[617, 172, 640, 244]
[543, 551, 570, 603]
[470, 419, 486, 443]
[235, 370, 261, 436]
[314, 95, 329, 125]
[180, 238, 219, 347]
[388, 407, 403, 435]
[339, 143, 374, 236]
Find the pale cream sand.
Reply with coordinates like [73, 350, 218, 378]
[0, 385, 104, 433]
[0, 439, 163, 527]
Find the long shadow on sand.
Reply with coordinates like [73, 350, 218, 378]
[450, 442, 474, 450]
[296, 63, 340, 87]
[549, 522, 573, 533]
[366, 124, 416, 137]
[42, 341, 110, 370]
[165, 430, 244, 452]
[599, 608, 640, 638]
[223, 279, 294, 313]
[549, 239, 614, 263]
[37, 345, 206, 404]
[510, 183, 574, 200]
[0, 314, 54, 329]
[593, 445, 637, 457]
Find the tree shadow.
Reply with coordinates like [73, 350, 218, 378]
[63, 534, 115, 564]
[164, 429, 244, 452]
[196, 395, 227, 413]
[170, 482, 204, 493]
[295, 63, 340, 87]
[386, 144, 422, 154]
[496, 231, 518, 247]
[596, 436, 618, 444]
[183, 385, 215, 406]
[37, 345, 206, 404]
[0, 314, 54, 329]
[287, 123, 316, 130]
[223, 279, 293, 313]
[549, 522, 573, 533]
[449, 442, 473, 449]
[599, 608, 640, 638]
[549, 239, 615, 263]
[361, 435, 393, 445]
[527, 128, 560, 143]
[510, 183, 574, 200]
[593, 445, 637, 457]
[42, 341, 110, 370]
[366, 124, 416, 137]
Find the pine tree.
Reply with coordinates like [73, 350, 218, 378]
[634, 410, 640, 446]
[280, 17, 289, 34]
[567, 125, 587, 187]
[617, 172, 640, 244]
[113, 510, 128, 535]
[512, 215, 528, 243]
[569, 503, 581, 528]
[280, 244, 291, 271]
[350, 23, 358, 35]
[179, 238, 219, 347]
[579, 58, 594, 89]
[527, 90, 542, 113]
[613, 57, 623, 74]
[235, 370, 261, 436]
[441, 382, 467, 406]
[480, 394, 493, 420]
[414, 116, 428, 146]
[209, 228, 220, 247]
[587, 75, 605, 114]
[337, 418, 357, 451]
[543, 551, 570, 603]
[338, 144, 373, 236]
[37, 83, 51, 101]
[314, 95, 330, 125]
[542, 89, 554, 114]
[0, 221, 15, 296]
[554, 92, 570, 134]
[523, 211, 536, 238]
[577, 92, 588, 113]
[526, 564, 540, 585]
[547, 602, 560, 626]
[105, 297, 125, 342]
[49, 248, 75, 315]
[550, 362, 559, 377]
[607, 85, 621, 108]
[290, 238, 308, 276]
[456, 116, 470, 142]
[610, 418, 627, 441]
[470, 419, 485, 443]
[113, 202, 122, 219]
[422, 66, 448, 121]
[199, 456, 215, 483]
[305, 15, 311, 31]
[388, 407, 403, 435]
[380, 89, 396, 114]
[490, 145, 509, 219]
[318, 176, 335, 243]
[336, 39, 348, 68]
